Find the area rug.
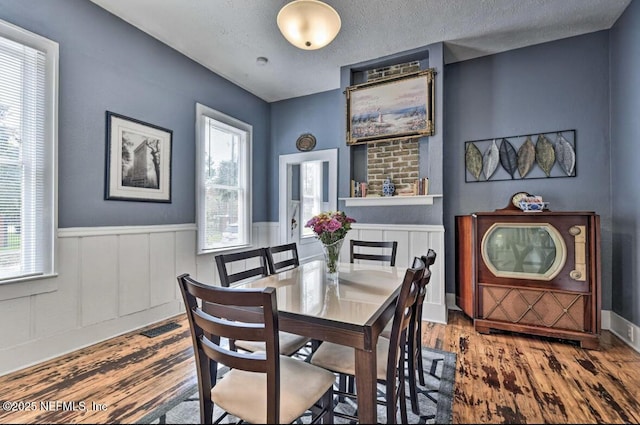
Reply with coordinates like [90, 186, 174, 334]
[138, 347, 455, 424]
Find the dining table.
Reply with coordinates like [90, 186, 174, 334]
[212, 259, 406, 424]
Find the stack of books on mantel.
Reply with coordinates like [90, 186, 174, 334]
[413, 178, 429, 196]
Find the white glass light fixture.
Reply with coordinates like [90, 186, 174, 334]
[277, 0, 341, 50]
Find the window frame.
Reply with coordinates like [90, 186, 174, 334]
[0, 19, 58, 286]
[195, 103, 252, 255]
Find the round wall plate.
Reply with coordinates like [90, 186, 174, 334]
[296, 133, 316, 151]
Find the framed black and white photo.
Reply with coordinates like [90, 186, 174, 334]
[105, 111, 172, 202]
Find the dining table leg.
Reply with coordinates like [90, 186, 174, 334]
[355, 347, 377, 424]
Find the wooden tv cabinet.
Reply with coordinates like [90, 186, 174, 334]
[455, 210, 601, 349]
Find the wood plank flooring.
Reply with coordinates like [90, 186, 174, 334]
[0, 310, 638, 424]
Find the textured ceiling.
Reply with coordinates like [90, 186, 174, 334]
[89, 0, 630, 102]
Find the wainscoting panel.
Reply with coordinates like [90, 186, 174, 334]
[81, 235, 119, 327]
[345, 223, 447, 324]
[118, 234, 150, 316]
[150, 232, 177, 307]
[34, 236, 80, 337]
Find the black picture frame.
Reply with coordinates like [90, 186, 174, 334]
[105, 111, 173, 202]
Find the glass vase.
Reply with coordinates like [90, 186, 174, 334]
[321, 238, 344, 282]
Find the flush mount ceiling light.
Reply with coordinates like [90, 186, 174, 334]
[277, 0, 341, 50]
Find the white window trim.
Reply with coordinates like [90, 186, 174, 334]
[195, 103, 252, 255]
[0, 19, 58, 285]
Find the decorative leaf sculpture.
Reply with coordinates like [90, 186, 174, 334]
[499, 138, 518, 179]
[483, 139, 500, 180]
[555, 133, 576, 176]
[465, 142, 483, 181]
[517, 137, 536, 178]
[535, 134, 556, 177]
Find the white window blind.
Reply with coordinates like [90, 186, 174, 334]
[0, 20, 57, 282]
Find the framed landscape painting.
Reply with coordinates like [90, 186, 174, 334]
[346, 68, 435, 145]
[105, 111, 172, 202]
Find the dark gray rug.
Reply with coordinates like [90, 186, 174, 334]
[138, 347, 455, 424]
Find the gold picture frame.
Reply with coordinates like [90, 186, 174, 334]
[346, 69, 435, 145]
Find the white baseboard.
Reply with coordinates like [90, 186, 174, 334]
[605, 310, 640, 353]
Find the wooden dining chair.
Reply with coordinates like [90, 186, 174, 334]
[309, 259, 426, 424]
[215, 248, 310, 356]
[382, 249, 437, 414]
[266, 242, 300, 274]
[350, 240, 398, 266]
[177, 273, 335, 424]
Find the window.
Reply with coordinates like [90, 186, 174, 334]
[196, 103, 251, 253]
[0, 20, 57, 283]
[300, 160, 323, 238]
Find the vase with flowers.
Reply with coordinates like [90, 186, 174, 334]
[305, 211, 356, 281]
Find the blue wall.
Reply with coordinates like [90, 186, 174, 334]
[610, 0, 640, 326]
[0, 0, 271, 226]
[443, 32, 613, 309]
[269, 89, 343, 221]
[2, 0, 636, 326]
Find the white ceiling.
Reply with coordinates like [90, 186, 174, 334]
[89, 0, 630, 103]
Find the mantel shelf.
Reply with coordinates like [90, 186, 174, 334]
[339, 194, 443, 207]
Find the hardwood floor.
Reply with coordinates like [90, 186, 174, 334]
[0, 310, 638, 424]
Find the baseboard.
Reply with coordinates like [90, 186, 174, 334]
[605, 310, 640, 353]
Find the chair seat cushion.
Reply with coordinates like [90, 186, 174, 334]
[211, 353, 335, 424]
[380, 320, 392, 339]
[310, 338, 391, 381]
[235, 332, 310, 356]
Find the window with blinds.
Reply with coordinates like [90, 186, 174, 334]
[0, 20, 57, 282]
[196, 103, 252, 254]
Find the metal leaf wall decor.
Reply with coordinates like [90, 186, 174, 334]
[464, 129, 576, 182]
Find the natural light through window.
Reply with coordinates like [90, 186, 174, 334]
[0, 20, 57, 283]
[301, 160, 322, 238]
[196, 103, 251, 253]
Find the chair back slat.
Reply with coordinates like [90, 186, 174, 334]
[266, 243, 300, 274]
[215, 248, 270, 287]
[192, 308, 269, 343]
[199, 337, 268, 373]
[350, 240, 398, 266]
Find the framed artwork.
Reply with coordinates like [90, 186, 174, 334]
[346, 68, 435, 145]
[105, 111, 172, 202]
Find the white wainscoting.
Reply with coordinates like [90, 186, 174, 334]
[0, 221, 445, 376]
[341, 223, 447, 325]
[0, 222, 278, 376]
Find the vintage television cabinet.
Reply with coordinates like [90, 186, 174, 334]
[455, 202, 601, 349]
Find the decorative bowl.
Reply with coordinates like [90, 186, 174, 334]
[519, 200, 549, 212]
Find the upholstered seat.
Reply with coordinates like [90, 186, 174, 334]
[211, 352, 335, 424]
[234, 331, 310, 356]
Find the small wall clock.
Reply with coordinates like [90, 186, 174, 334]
[296, 133, 316, 152]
